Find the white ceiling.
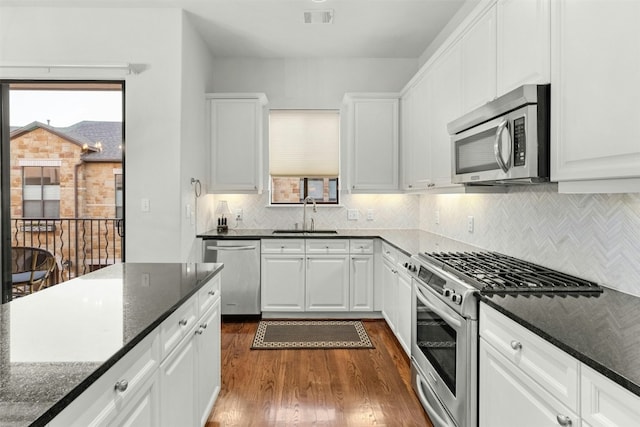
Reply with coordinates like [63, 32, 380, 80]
[0, 0, 469, 58]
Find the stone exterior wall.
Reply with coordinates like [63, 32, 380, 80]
[10, 127, 123, 279]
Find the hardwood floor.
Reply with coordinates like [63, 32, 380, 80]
[206, 318, 433, 427]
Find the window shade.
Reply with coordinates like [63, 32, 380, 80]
[269, 110, 340, 177]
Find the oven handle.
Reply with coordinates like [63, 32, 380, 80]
[415, 283, 462, 329]
[415, 372, 457, 427]
[494, 118, 512, 173]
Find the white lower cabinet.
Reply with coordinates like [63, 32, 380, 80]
[160, 335, 197, 427]
[396, 268, 412, 357]
[581, 364, 640, 427]
[350, 254, 374, 311]
[381, 256, 397, 332]
[480, 302, 640, 427]
[480, 337, 580, 427]
[262, 239, 375, 314]
[306, 255, 349, 311]
[49, 274, 222, 427]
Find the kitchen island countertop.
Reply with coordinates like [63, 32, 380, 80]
[0, 262, 223, 427]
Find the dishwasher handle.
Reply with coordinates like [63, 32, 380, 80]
[206, 245, 257, 251]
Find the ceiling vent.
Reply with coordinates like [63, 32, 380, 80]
[303, 9, 334, 24]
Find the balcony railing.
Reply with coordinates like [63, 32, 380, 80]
[11, 217, 123, 282]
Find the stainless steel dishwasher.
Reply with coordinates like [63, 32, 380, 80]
[202, 240, 260, 315]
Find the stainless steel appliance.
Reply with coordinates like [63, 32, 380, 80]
[449, 84, 550, 185]
[404, 251, 601, 427]
[203, 240, 260, 315]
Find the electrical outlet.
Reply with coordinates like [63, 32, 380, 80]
[185, 204, 192, 219]
[141, 198, 150, 212]
[141, 273, 150, 287]
[467, 216, 474, 233]
[347, 209, 359, 220]
[366, 209, 374, 221]
[235, 209, 243, 221]
[435, 210, 440, 225]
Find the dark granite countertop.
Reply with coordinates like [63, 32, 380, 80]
[0, 262, 223, 427]
[198, 228, 481, 258]
[480, 288, 640, 398]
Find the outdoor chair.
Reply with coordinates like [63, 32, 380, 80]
[11, 246, 57, 297]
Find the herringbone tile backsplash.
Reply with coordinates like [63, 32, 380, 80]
[419, 184, 640, 297]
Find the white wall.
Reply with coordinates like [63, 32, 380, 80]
[209, 57, 418, 109]
[179, 12, 216, 261]
[419, 186, 640, 297]
[0, 7, 203, 263]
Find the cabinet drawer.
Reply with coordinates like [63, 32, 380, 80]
[306, 239, 349, 254]
[261, 239, 305, 254]
[581, 364, 640, 427]
[350, 239, 374, 254]
[480, 303, 579, 412]
[198, 274, 221, 316]
[381, 242, 397, 263]
[160, 295, 198, 359]
[50, 330, 160, 427]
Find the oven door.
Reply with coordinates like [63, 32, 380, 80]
[411, 278, 476, 427]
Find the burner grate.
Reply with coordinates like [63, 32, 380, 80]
[422, 251, 602, 294]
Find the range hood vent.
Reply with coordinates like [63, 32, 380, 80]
[304, 9, 334, 24]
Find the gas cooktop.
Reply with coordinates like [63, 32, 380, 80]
[419, 251, 603, 295]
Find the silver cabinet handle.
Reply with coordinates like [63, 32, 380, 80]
[510, 340, 523, 351]
[494, 119, 512, 173]
[200, 322, 208, 329]
[195, 328, 204, 335]
[208, 290, 217, 296]
[179, 319, 188, 326]
[114, 380, 128, 392]
[556, 414, 572, 426]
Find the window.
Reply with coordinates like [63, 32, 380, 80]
[22, 166, 60, 218]
[115, 173, 123, 218]
[269, 110, 340, 204]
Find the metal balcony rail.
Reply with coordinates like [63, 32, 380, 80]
[11, 217, 124, 282]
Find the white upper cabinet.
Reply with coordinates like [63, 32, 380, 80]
[344, 94, 400, 192]
[402, 74, 431, 191]
[461, 4, 497, 113]
[206, 93, 267, 193]
[427, 43, 463, 189]
[496, 0, 550, 96]
[551, 0, 640, 193]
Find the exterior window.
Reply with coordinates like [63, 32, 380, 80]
[115, 174, 123, 218]
[22, 166, 60, 218]
[269, 110, 340, 205]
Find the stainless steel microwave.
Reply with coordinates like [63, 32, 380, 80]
[448, 84, 550, 185]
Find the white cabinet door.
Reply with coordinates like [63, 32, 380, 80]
[261, 255, 305, 312]
[306, 255, 350, 311]
[207, 95, 266, 193]
[159, 337, 197, 427]
[427, 43, 463, 189]
[346, 95, 400, 192]
[196, 300, 221, 427]
[109, 373, 160, 427]
[497, 0, 550, 95]
[581, 364, 640, 427]
[402, 75, 432, 191]
[551, 0, 640, 192]
[382, 257, 397, 332]
[479, 338, 580, 427]
[350, 254, 374, 311]
[461, 4, 497, 113]
[396, 269, 412, 357]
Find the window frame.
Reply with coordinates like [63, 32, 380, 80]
[22, 166, 60, 218]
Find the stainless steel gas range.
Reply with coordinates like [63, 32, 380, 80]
[405, 251, 602, 427]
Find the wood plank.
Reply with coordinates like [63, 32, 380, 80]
[206, 319, 433, 427]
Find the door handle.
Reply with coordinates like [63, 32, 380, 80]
[494, 119, 512, 173]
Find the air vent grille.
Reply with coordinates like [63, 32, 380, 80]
[303, 9, 334, 24]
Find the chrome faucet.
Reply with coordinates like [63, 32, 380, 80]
[302, 196, 317, 231]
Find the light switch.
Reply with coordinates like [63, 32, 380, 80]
[366, 209, 374, 221]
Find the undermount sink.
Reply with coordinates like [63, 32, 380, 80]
[272, 229, 338, 235]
